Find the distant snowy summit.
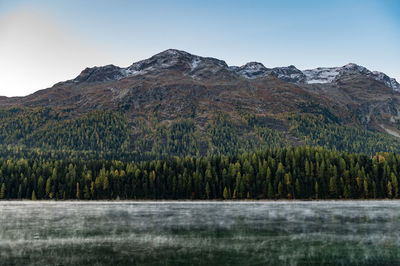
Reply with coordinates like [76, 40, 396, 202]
[72, 49, 400, 91]
[233, 61, 399, 91]
[302, 63, 400, 91]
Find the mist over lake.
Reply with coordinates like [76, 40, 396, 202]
[1, 201, 399, 265]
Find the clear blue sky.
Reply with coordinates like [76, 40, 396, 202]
[0, 0, 399, 96]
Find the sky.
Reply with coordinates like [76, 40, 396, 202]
[0, 0, 399, 97]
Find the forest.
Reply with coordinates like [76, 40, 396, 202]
[1, 107, 400, 161]
[1, 108, 400, 200]
[0, 146, 398, 200]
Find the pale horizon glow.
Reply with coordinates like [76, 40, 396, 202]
[0, 9, 120, 97]
[0, 0, 399, 97]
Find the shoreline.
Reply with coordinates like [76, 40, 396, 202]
[1, 199, 399, 203]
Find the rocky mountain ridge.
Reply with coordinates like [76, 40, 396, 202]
[68, 49, 399, 91]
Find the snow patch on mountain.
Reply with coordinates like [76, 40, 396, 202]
[372, 71, 400, 91]
[302, 63, 400, 91]
[191, 57, 201, 70]
[303, 67, 341, 84]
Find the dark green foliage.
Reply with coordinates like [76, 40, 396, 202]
[145, 118, 202, 157]
[0, 147, 398, 200]
[0, 108, 290, 160]
[0, 108, 130, 152]
[0, 108, 60, 144]
[2, 107, 400, 161]
[289, 114, 400, 154]
[26, 112, 131, 152]
[206, 112, 288, 155]
[0, 107, 400, 201]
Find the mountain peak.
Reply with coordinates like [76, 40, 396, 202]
[73, 64, 124, 83]
[341, 63, 369, 74]
[232, 62, 269, 79]
[270, 65, 306, 83]
[343, 63, 358, 68]
[126, 49, 228, 76]
[68, 49, 399, 91]
[156, 49, 190, 57]
[243, 62, 267, 69]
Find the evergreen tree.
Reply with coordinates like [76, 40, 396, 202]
[45, 178, 51, 198]
[205, 182, 211, 199]
[267, 182, 274, 199]
[0, 183, 5, 199]
[278, 182, 283, 198]
[84, 185, 90, 200]
[31, 190, 37, 201]
[295, 179, 301, 199]
[37, 176, 44, 199]
[223, 186, 229, 199]
[329, 177, 337, 198]
[391, 173, 398, 198]
[363, 178, 369, 198]
[76, 182, 80, 199]
[387, 181, 393, 198]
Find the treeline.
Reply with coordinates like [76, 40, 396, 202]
[0, 146, 398, 200]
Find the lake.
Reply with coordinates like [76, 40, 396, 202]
[0, 201, 399, 265]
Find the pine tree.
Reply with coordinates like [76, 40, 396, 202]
[278, 182, 283, 198]
[276, 162, 285, 180]
[233, 189, 237, 199]
[344, 184, 351, 199]
[267, 182, 274, 199]
[90, 181, 95, 199]
[76, 182, 80, 199]
[284, 173, 292, 198]
[329, 177, 337, 198]
[223, 186, 229, 199]
[295, 179, 301, 199]
[32, 190, 37, 201]
[37, 176, 44, 199]
[103, 175, 109, 198]
[391, 173, 398, 198]
[266, 167, 272, 183]
[0, 183, 5, 199]
[387, 181, 393, 198]
[363, 178, 369, 198]
[18, 184, 22, 199]
[45, 178, 51, 198]
[84, 185, 90, 200]
[305, 160, 311, 177]
[205, 182, 211, 199]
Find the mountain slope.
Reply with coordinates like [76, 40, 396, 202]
[1, 49, 400, 159]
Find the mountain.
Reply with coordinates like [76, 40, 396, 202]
[1, 49, 400, 160]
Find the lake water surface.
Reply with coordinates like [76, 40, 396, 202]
[1, 201, 399, 265]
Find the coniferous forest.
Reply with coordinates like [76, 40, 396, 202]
[0, 146, 398, 200]
[0, 108, 400, 200]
